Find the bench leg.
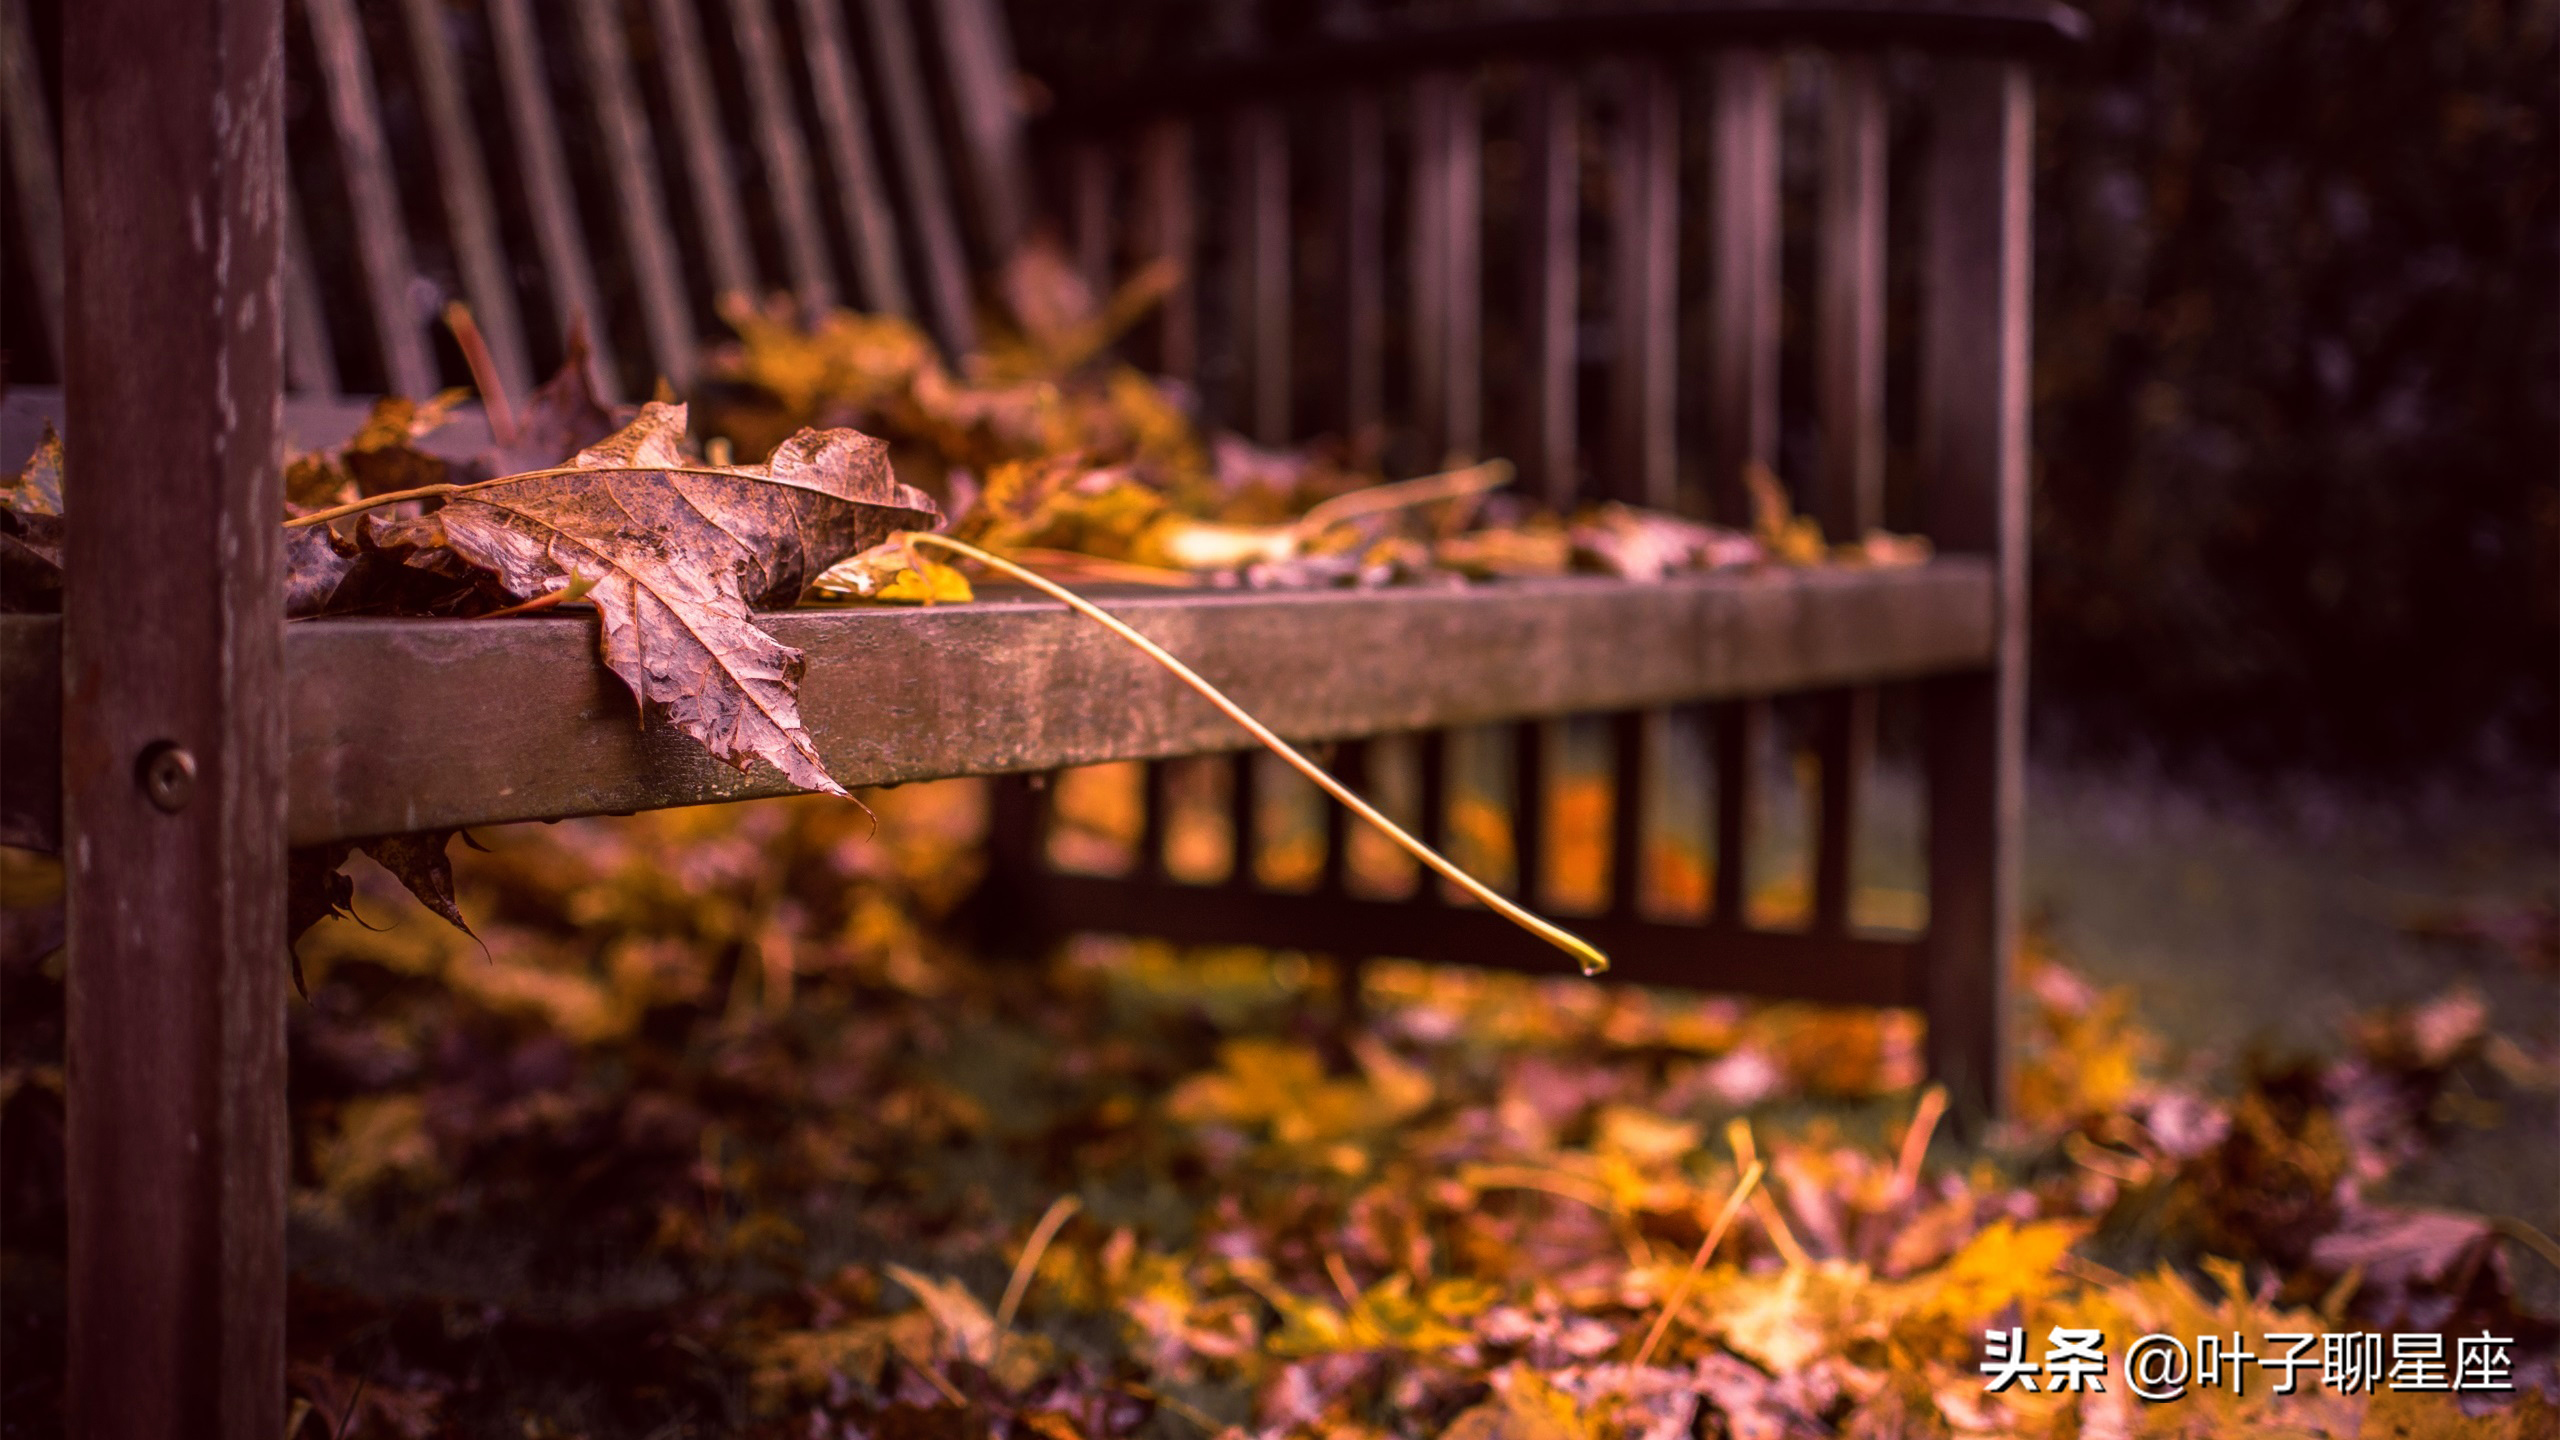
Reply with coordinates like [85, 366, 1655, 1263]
[62, 1, 289, 1435]
[1919, 57, 2033, 1125]
[1924, 670, 2021, 1124]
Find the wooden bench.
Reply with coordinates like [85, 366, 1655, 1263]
[0, 0, 2076, 1431]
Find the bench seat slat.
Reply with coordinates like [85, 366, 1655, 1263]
[0, 563, 1995, 851]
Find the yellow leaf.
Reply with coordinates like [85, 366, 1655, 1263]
[2360, 1387, 2552, 1440]
[1909, 1219, 2091, 1327]
[1441, 1366, 1590, 1440]
[313, 1094, 441, 1200]
[886, 1263, 997, 1361]
[1592, 1105, 1702, 1169]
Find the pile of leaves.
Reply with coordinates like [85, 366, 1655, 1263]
[694, 243, 1928, 596]
[7, 782, 2555, 1437]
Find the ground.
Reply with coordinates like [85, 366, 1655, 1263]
[0, 758, 2552, 1438]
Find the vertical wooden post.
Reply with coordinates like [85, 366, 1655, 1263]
[977, 773, 1051, 954]
[1232, 103, 1291, 445]
[1067, 140, 1111, 295]
[1920, 59, 2032, 1121]
[1522, 66, 1580, 509]
[1137, 761, 1171, 883]
[1707, 51, 1777, 934]
[1608, 711, 1647, 917]
[1228, 749, 1262, 891]
[1510, 723, 1547, 908]
[62, 0, 288, 1434]
[1337, 94, 1385, 459]
[1137, 120, 1196, 384]
[1408, 71, 1482, 465]
[1608, 60, 1677, 509]
[1812, 55, 1888, 937]
[931, 0, 1032, 263]
[1708, 49, 1778, 526]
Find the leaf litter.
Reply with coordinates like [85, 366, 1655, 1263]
[1, 793, 2556, 1434]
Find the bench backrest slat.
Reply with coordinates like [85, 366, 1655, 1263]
[794, 0, 913, 317]
[397, 0, 534, 400]
[856, 0, 978, 355]
[307, 0, 441, 401]
[1411, 70, 1481, 465]
[1337, 95, 1385, 457]
[733, 0, 839, 314]
[1817, 54, 1888, 540]
[575, 0, 699, 389]
[934, 0, 1030, 263]
[1611, 59, 1679, 510]
[0, 0, 62, 375]
[1133, 119, 1194, 383]
[650, 0, 760, 304]
[1521, 66, 1575, 508]
[1231, 103, 1289, 446]
[487, 0, 622, 398]
[282, 193, 343, 396]
[1706, 50, 1777, 525]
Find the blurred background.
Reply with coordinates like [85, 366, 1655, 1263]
[1012, 0, 2558, 781]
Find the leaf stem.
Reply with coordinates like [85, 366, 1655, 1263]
[1292, 459, 1513, 538]
[283, 461, 880, 530]
[995, 1194, 1082, 1332]
[442, 301, 518, 446]
[905, 531, 1610, 977]
[1631, 1161, 1764, 1370]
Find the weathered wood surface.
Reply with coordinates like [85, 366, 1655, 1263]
[1920, 59, 2034, 1122]
[2, 564, 1993, 850]
[62, 0, 288, 1431]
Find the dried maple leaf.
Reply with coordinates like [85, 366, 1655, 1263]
[364, 402, 938, 795]
[470, 316, 621, 481]
[283, 521, 480, 620]
[1569, 504, 1759, 581]
[3, 422, 63, 516]
[286, 829, 480, 993]
[343, 388, 469, 498]
[1, 423, 65, 611]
